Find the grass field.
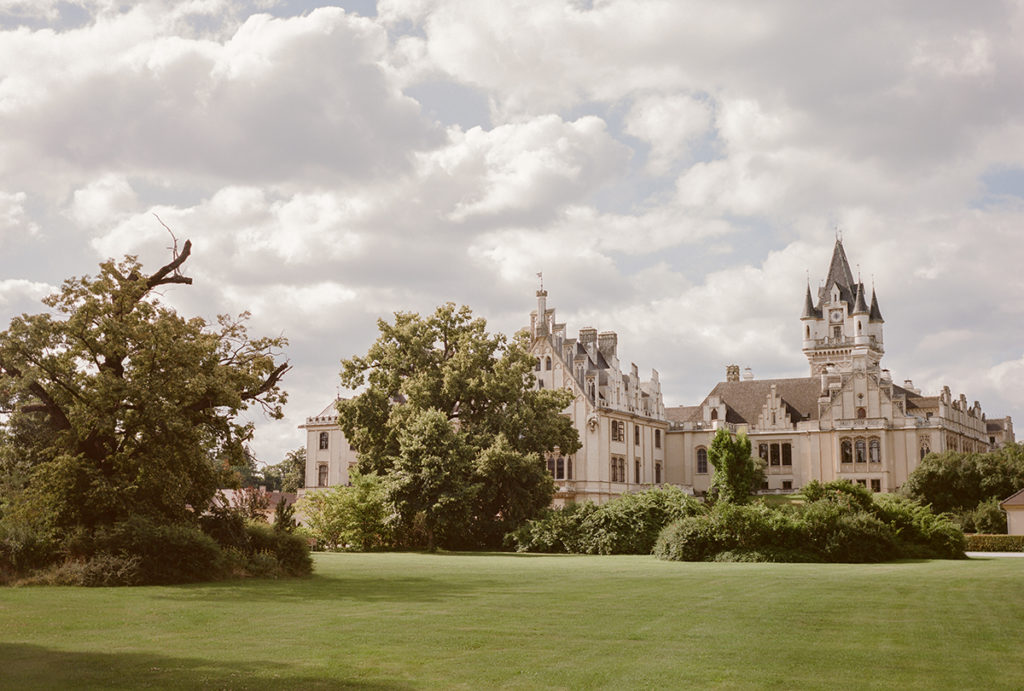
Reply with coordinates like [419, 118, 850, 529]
[2, 552, 1023, 689]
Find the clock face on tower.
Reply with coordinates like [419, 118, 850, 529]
[830, 309, 843, 323]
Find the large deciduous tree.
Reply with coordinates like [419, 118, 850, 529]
[337, 303, 580, 549]
[0, 241, 289, 530]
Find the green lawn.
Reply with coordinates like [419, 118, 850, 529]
[2, 553, 1022, 689]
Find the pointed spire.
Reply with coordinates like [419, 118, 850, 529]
[853, 283, 869, 314]
[825, 238, 856, 290]
[801, 282, 820, 319]
[869, 288, 884, 322]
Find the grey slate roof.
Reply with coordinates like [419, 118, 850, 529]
[869, 289, 884, 322]
[678, 377, 823, 425]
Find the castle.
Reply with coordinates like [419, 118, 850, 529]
[301, 239, 1014, 502]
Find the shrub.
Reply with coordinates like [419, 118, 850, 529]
[509, 487, 704, 554]
[77, 517, 227, 584]
[507, 502, 596, 553]
[245, 522, 313, 577]
[654, 514, 725, 562]
[30, 553, 143, 587]
[968, 498, 1007, 534]
[871, 495, 965, 559]
[0, 522, 58, 577]
[964, 534, 1024, 552]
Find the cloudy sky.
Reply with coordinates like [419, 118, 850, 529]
[2, 0, 1023, 466]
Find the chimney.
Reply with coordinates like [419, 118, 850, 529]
[579, 327, 597, 346]
[726, 365, 740, 382]
[743, 367, 754, 381]
[598, 331, 617, 359]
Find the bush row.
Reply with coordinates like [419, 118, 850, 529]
[2, 510, 311, 586]
[964, 534, 1024, 552]
[507, 486, 705, 554]
[654, 481, 965, 563]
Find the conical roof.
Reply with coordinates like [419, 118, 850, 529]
[852, 283, 869, 314]
[801, 283, 820, 319]
[869, 289, 884, 322]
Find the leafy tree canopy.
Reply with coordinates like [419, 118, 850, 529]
[901, 444, 1024, 514]
[0, 241, 290, 531]
[336, 303, 580, 548]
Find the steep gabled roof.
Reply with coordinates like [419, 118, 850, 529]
[694, 377, 822, 425]
[852, 283, 869, 314]
[818, 239, 858, 309]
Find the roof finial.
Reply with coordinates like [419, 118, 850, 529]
[857, 264, 861, 283]
[536, 271, 544, 292]
[834, 224, 843, 243]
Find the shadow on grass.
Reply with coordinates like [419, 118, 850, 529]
[0, 642, 411, 690]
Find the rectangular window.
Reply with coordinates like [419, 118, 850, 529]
[655, 429, 661, 449]
[871, 479, 881, 493]
[635, 425, 640, 445]
[759, 443, 769, 463]
[782, 480, 793, 491]
[635, 459, 641, 484]
[612, 421, 625, 442]
[856, 479, 868, 488]
[781, 443, 792, 466]
[318, 431, 329, 450]
[855, 439, 866, 463]
[655, 463, 662, 484]
[317, 464, 328, 487]
[769, 443, 780, 467]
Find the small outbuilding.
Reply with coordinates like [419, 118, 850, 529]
[1000, 488, 1024, 535]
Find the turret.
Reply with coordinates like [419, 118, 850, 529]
[853, 283, 869, 345]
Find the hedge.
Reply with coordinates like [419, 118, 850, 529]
[965, 534, 1024, 552]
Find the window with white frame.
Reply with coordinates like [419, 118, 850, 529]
[611, 420, 625, 442]
[318, 431, 329, 450]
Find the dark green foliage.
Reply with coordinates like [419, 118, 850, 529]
[243, 522, 313, 577]
[964, 534, 1024, 551]
[262, 447, 306, 493]
[66, 517, 227, 585]
[902, 445, 1024, 515]
[707, 428, 763, 504]
[337, 303, 581, 549]
[505, 502, 597, 553]
[508, 486, 704, 554]
[654, 484, 965, 563]
[0, 522, 58, 579]
[963, 497, 1008, 534]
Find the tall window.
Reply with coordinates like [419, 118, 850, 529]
[855, 439, 866, 463]
[547, 456, 555, 475]
[655, 463, 662, 484]
[317, 464, 328, 487]
[556, 456, 565, 480]
[696, 447, 708, 474]
[545, 356, 552, 371]
[781, 443, 792, 466]
[318, 431, 329, 450]
[870, 479, 881, 492]
[567, 458, 573, 480]
[635, 425, 640, 445]
[710, 409, 718, 421]
[610, 457, 626, 482]
[611, 420, 625, 442]
[634, 459, 641, 484]
[655, 429, 662, 449]
[869, 438, 881, 463]
[841, 439, 853, 464]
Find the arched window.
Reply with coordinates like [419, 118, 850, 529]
[545, 356, 552, 371]
[534, 358, 541, 371]
[710, 409, 719, 421]
[556, 456, 565, 480]
[855, 439, 866, 463]
[696, 447, 708, 474]
[869, 438, 880, 463]
[547, 456, 555, 475]
[318, 431, 329, 450]
[805, 325, 810, 338]
[841, 439, 853, 464]
[317, 464, 328, 487]
[857, 407, 867, 419]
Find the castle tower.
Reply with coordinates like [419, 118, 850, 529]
[801, 239, 885, 374]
